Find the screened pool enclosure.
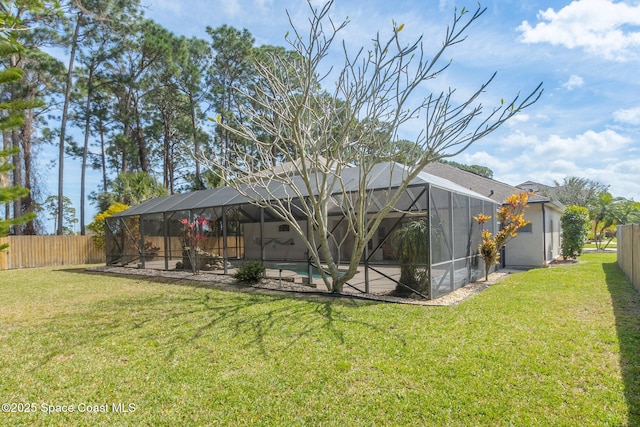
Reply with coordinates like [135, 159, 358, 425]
[105, 162, 497, 300]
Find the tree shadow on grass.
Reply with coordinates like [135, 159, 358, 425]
[47, 268, 406, 362]
[603, 261, 640, 425]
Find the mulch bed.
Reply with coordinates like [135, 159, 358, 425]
[88, 265, 518, 307]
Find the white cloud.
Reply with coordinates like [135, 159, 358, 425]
[529, 129, 631, 158]
[221, 0, 241, 17]
[518, 0, 640, 61]
[499, 130, 540, 150]
[616, 158, 640, 174]
[547, 158, 579, 173]
[464, 128, 640, 199]
[563, 74, 584, 90]
[492, 153, 640, 200]
[458, 151, 506, 171]
[613, 107, 640, 125]
[487, 129, 630, 160]
[581, 159, 640, 199]
[438, 0, 454, 12]
[504, 114, 530, 127]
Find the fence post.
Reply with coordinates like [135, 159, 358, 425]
[619, 224, 640, 291]
[627, 224, 640, 291]
[0, 237, 8, 270]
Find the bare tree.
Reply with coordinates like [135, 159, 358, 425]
[199, 1, 543, 293]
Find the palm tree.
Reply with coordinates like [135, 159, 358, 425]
[391, 218, 430, 296]
[94, 171, 167, 212]
[591, 192, 623, 250]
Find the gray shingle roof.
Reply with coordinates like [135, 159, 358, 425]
[423, 162, 551, 204]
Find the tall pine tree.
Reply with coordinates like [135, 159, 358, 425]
[0, 24, 41, 248]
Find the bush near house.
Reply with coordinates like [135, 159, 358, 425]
[475, 191, 530, 281]
[233, 260, 266, 284]
[87, 202, 130, 249]
[561, 205, 590, 259]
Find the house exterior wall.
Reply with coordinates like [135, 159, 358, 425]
[244, 218, 389, 263]
[329, 218, 387, 263]
[503, 203, 562, 268]
[543, 204, 563, 263]
[244, 221, 308, 261]
[505, 204, 544, 267]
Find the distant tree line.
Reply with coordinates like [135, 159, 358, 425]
[440, 160, 493, 178]
[537, 176, 640, 250]
[1, 0, 312, 235]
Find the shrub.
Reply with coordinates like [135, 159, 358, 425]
[561, 205, 590, 259]
[87, 202, 130, 249]
[233, 261, 266, 284]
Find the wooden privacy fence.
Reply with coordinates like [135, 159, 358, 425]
[144, 236, 244, 259]
[0, 236, 104, 270]
[617, 224, 640, 291]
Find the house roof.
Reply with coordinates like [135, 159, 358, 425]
[112, 161, 497, 219]
[517, 180, 553, 193]
[241, 155, 341, 181]
[423, 162, 552, 205]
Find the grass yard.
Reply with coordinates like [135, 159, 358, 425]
[1, 252, 639, 426]
[584, 237, 617, 249]
[584, 243, 617, 249]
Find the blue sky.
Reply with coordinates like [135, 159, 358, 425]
[43, 0, 640, 231]
[140, 0, 640, 198]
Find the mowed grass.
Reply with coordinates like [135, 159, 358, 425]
[584, 237, 617, 249]
[1, 253, 639, 426]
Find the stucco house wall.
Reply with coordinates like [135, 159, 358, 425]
[543, 202, 563, 263]
[244, 221, 308, 261]
[244, 217, 392, 263]
[505, 204, 545, 267]
[423, 162, 564, 269]
[506, 201, 563, 268]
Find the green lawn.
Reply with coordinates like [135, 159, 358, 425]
[1, 253, 639, 426]
[584, 238, 617, 249]
[584, 243, 617, 249]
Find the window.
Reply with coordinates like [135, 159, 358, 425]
[520, 223, 533, 233]
[278, 224, 290, 232]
